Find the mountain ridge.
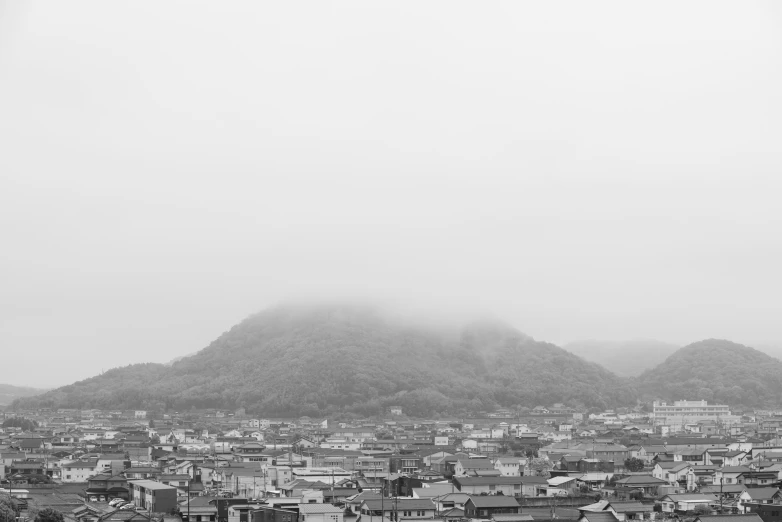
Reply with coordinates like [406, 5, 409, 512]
[637, 338, 782, 407]
[0, 384, 48, 406]
[11, 304, 637, 415]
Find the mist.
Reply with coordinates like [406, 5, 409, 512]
[1, 1, 781, 387]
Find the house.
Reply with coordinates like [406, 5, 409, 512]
[606, 502, 653, 522]
[547, 476, 579, 496]
[463, 496, 521, 519]
[659, 494, 718, 514]
[128, 480, 178, 513]
[693, 515, 763, 522]
[61, 458, 100, 482]
[251, 506, 300, 522]
[297, 503, 344, 522]
[71, 504, 103, 522]
[494, 458, 523, 477]
[578, 473, 613, 491]
[182, 500, 219, 522]
[738, 488, 782, 513]
[613, 475, 670, 497]
[359, 499, 435, 520]
[653, 462, 693, 487]
[85, 473, 129, 502]
[430, 493, 470, 514]
[587, 445, 629, 465]
[700, 484, 747, 501]
[744, 502, 782, 522]
[577, 512, 620, 522]
[452, 476, 525, 497]
[454, 459, 494, 476]
[579, 501, 652, 522]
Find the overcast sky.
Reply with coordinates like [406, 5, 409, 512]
[1, 1, 781, 387]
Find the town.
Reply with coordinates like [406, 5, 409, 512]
[3, 400, 782, 522]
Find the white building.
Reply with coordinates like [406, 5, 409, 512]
[652, 400, 732, 431]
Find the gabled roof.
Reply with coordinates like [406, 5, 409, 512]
[466, 496, 520, 508]
[457, 458, 494, 469]
[362, 499, 434, 511]
[578, 512, 619, 522]
[694, 515, 763, 522]
[742, 487, 781, 500]
[656, 461, 690, 471]
[609, 502, 652, 513]
[454, 476, 525, 486]
[662, 494, 718, 502]
[616, 475, 668, 487]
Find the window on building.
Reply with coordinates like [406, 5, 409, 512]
[404, 511, 411, 517]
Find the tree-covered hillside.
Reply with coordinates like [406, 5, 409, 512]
[637, 339, 782, 407]
[13, 304, 638, 415]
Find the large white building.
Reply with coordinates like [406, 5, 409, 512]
[652, 400, 732, 431]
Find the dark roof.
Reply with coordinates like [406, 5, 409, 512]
[454, 477, 525, 486]
[742, 488, 781, 500]
[608, 502, 652, 513]
[362, 499, 434, 511]
[694, 516, 763, 522]
[579, 513, 620, 522]
[614, 476, 669, 486]
[467, 496, 520, 508]
[458, 458, 494, 469]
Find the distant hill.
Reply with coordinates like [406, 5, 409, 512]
[563, 339, 679, 377]
[637, 339, 782, 407]
[11, 304, 637, 415]
[165, 351, 198, 366]
[0, 384, 46, 407]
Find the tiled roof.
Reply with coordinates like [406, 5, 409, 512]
[467, 496, 520, 508]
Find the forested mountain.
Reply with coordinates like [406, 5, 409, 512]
[11, 304, 637, 416]
[637, 339, 782, 407]
[0, 384, 46, 406]
[564, 339, 679, 377]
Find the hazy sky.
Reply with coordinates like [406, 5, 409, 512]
[1, 2, 782, 387]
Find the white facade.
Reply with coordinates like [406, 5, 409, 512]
[652, 400, 732, 431]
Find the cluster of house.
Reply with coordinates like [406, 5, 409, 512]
[3, 401, 782, 522]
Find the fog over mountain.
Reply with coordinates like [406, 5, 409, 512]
[1, 2, 781, 386]
[563, 339, 680, 377]
[0, 384, 47, 407]
[12, 303, 638, 415]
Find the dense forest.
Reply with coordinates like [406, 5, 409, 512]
[637, 339, 782, 407]
[11, 304, 638, 416]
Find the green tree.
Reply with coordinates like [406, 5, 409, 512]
[624, 457, 645, 472]
[0, 493, 19, 522]
[693, 505, 712, 515]
[2, 418, 38, 431]
[35, 508, 65, 522]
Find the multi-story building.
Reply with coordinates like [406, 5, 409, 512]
[652, 401, 732, 431]
[128, 480, 177, 513]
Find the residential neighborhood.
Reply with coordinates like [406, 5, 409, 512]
[4, 401, 782, 522]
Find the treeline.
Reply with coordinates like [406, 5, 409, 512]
[2, 417, 39, 430]
[638, 339, 782, 407]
